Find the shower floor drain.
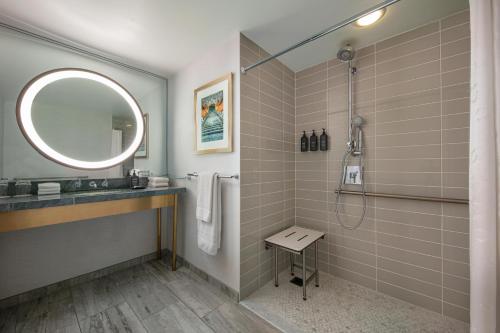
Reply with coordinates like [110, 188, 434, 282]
[290, 276, 303, 286]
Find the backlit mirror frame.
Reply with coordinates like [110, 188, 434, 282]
[16, 68, 145, 170]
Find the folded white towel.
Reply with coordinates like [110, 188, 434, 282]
[38, 182, 60, 190]
[149, 180, 169, 185]
[38, 190, 60, 194]
[149, 177, 169, 183]
[197, 173, 221, 255]
[38, 190, 60, 195]
[38, 187, 60, 192]
[147, 183, 169, 188]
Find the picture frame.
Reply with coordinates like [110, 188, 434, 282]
[194, 73, 233, 154]
[135, 113, 148, 158]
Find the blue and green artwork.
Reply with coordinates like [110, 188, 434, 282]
[201, 90, 224, 142]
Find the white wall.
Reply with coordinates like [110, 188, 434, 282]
[0, 210, 170, 299]
[167, 32, 240, 291]
[0, 96, 3, 178]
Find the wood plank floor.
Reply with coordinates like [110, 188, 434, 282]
[0, 260, 281, 333]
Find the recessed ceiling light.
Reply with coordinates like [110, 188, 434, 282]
[355, 9, 386, 27]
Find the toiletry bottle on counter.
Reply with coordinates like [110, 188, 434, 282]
[300, 131, 309, 152]
[310, 130, 318, 151]
[320, 128, 328, 151]
[131, 170, 139, 188]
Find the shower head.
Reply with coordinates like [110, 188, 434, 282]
[352, 115, 364, 128]
[337, 45, 355, 62]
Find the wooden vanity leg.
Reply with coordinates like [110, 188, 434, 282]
[156, 208, 162, 259]
[171, 194, 178, 271]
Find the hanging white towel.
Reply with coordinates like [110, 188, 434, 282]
[196, 172, 215, 222]
[197, 173, 221, 255]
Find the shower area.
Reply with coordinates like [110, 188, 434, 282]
[240, 0, 470, 331]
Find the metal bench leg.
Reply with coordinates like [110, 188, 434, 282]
[315, 241, 319, 287]
[302, 249, 307, 300]
[290, 253, 294, 276]
[274, 247, 279, 287]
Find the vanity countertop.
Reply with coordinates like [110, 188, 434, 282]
[0, 187, 186, 212]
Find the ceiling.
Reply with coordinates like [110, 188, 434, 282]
[0, 0, 468, 76]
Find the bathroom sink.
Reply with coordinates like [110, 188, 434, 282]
[72, 189, 128, 196]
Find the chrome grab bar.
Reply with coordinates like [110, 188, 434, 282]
[335, 190, 468, 204]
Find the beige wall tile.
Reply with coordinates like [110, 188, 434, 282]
[442, 38, 470, 58]
[443, 302, 470, 323]
[376, 22, 439, 51]
[443, 98, 469, 115]
[378, 257, 441, 285]
[377, 232, 441, 257]
[444, 273, 470, 294]
[376, 61, 440, 87]
[443, 68, 470, 89]
[441, 10, 470, 29]
[378, 244, 442, 271]
[443, 260, 469, 279]
[442, 53, 470, 73]
[377, 281, 442, 313]
[296, 61, 327, 80]
[377, 221, 441, 243]
[376, 89, 440, 112]
[441, 23, 470, 43]
[377, 33, 440, 62]
[328, 265, 376, 290]
[378, 269, 441, 298]
[376, 47, 440, 75]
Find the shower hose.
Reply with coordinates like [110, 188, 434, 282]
[335, 147, 367, 230]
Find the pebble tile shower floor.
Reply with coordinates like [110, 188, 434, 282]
[241, 271, 469, 333]
[0, 260, 279, 333]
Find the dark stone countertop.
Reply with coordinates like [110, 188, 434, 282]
[0, 187, 186, 212]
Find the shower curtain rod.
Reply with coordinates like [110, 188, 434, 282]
[240, 0, 401, 74]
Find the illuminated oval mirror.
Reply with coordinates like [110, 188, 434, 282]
[16, 68, 145, 170]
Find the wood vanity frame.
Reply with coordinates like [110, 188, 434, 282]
[0, 193, 180, 270]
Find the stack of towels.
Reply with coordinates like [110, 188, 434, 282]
[148, 176, 170, 188]
[37, 182, 61, 196]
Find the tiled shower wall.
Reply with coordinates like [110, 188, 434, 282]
[295, 10, 470, 322]
[240, 35, 296, 299]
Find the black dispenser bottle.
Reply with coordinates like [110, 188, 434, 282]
[130, 170, 139, 188]
[300, 131, 309, 152]
[320, 128, 328, 151]
[310, 130, 318, 151]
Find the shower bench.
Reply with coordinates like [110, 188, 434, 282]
[265, 226, 325, 300]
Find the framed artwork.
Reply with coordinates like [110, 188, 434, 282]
[194, 73, 233, 154]
[135, 113, 148, 158]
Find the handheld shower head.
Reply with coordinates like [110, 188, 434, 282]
[337, 45, 355, 62]
[352, 115, 364, 128]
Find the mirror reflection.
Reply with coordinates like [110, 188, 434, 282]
[31, 77, 138, 164]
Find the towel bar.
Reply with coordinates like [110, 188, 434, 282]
[177, 172, 239, 180]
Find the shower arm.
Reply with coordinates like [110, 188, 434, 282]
[240, 0, 401, 74]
